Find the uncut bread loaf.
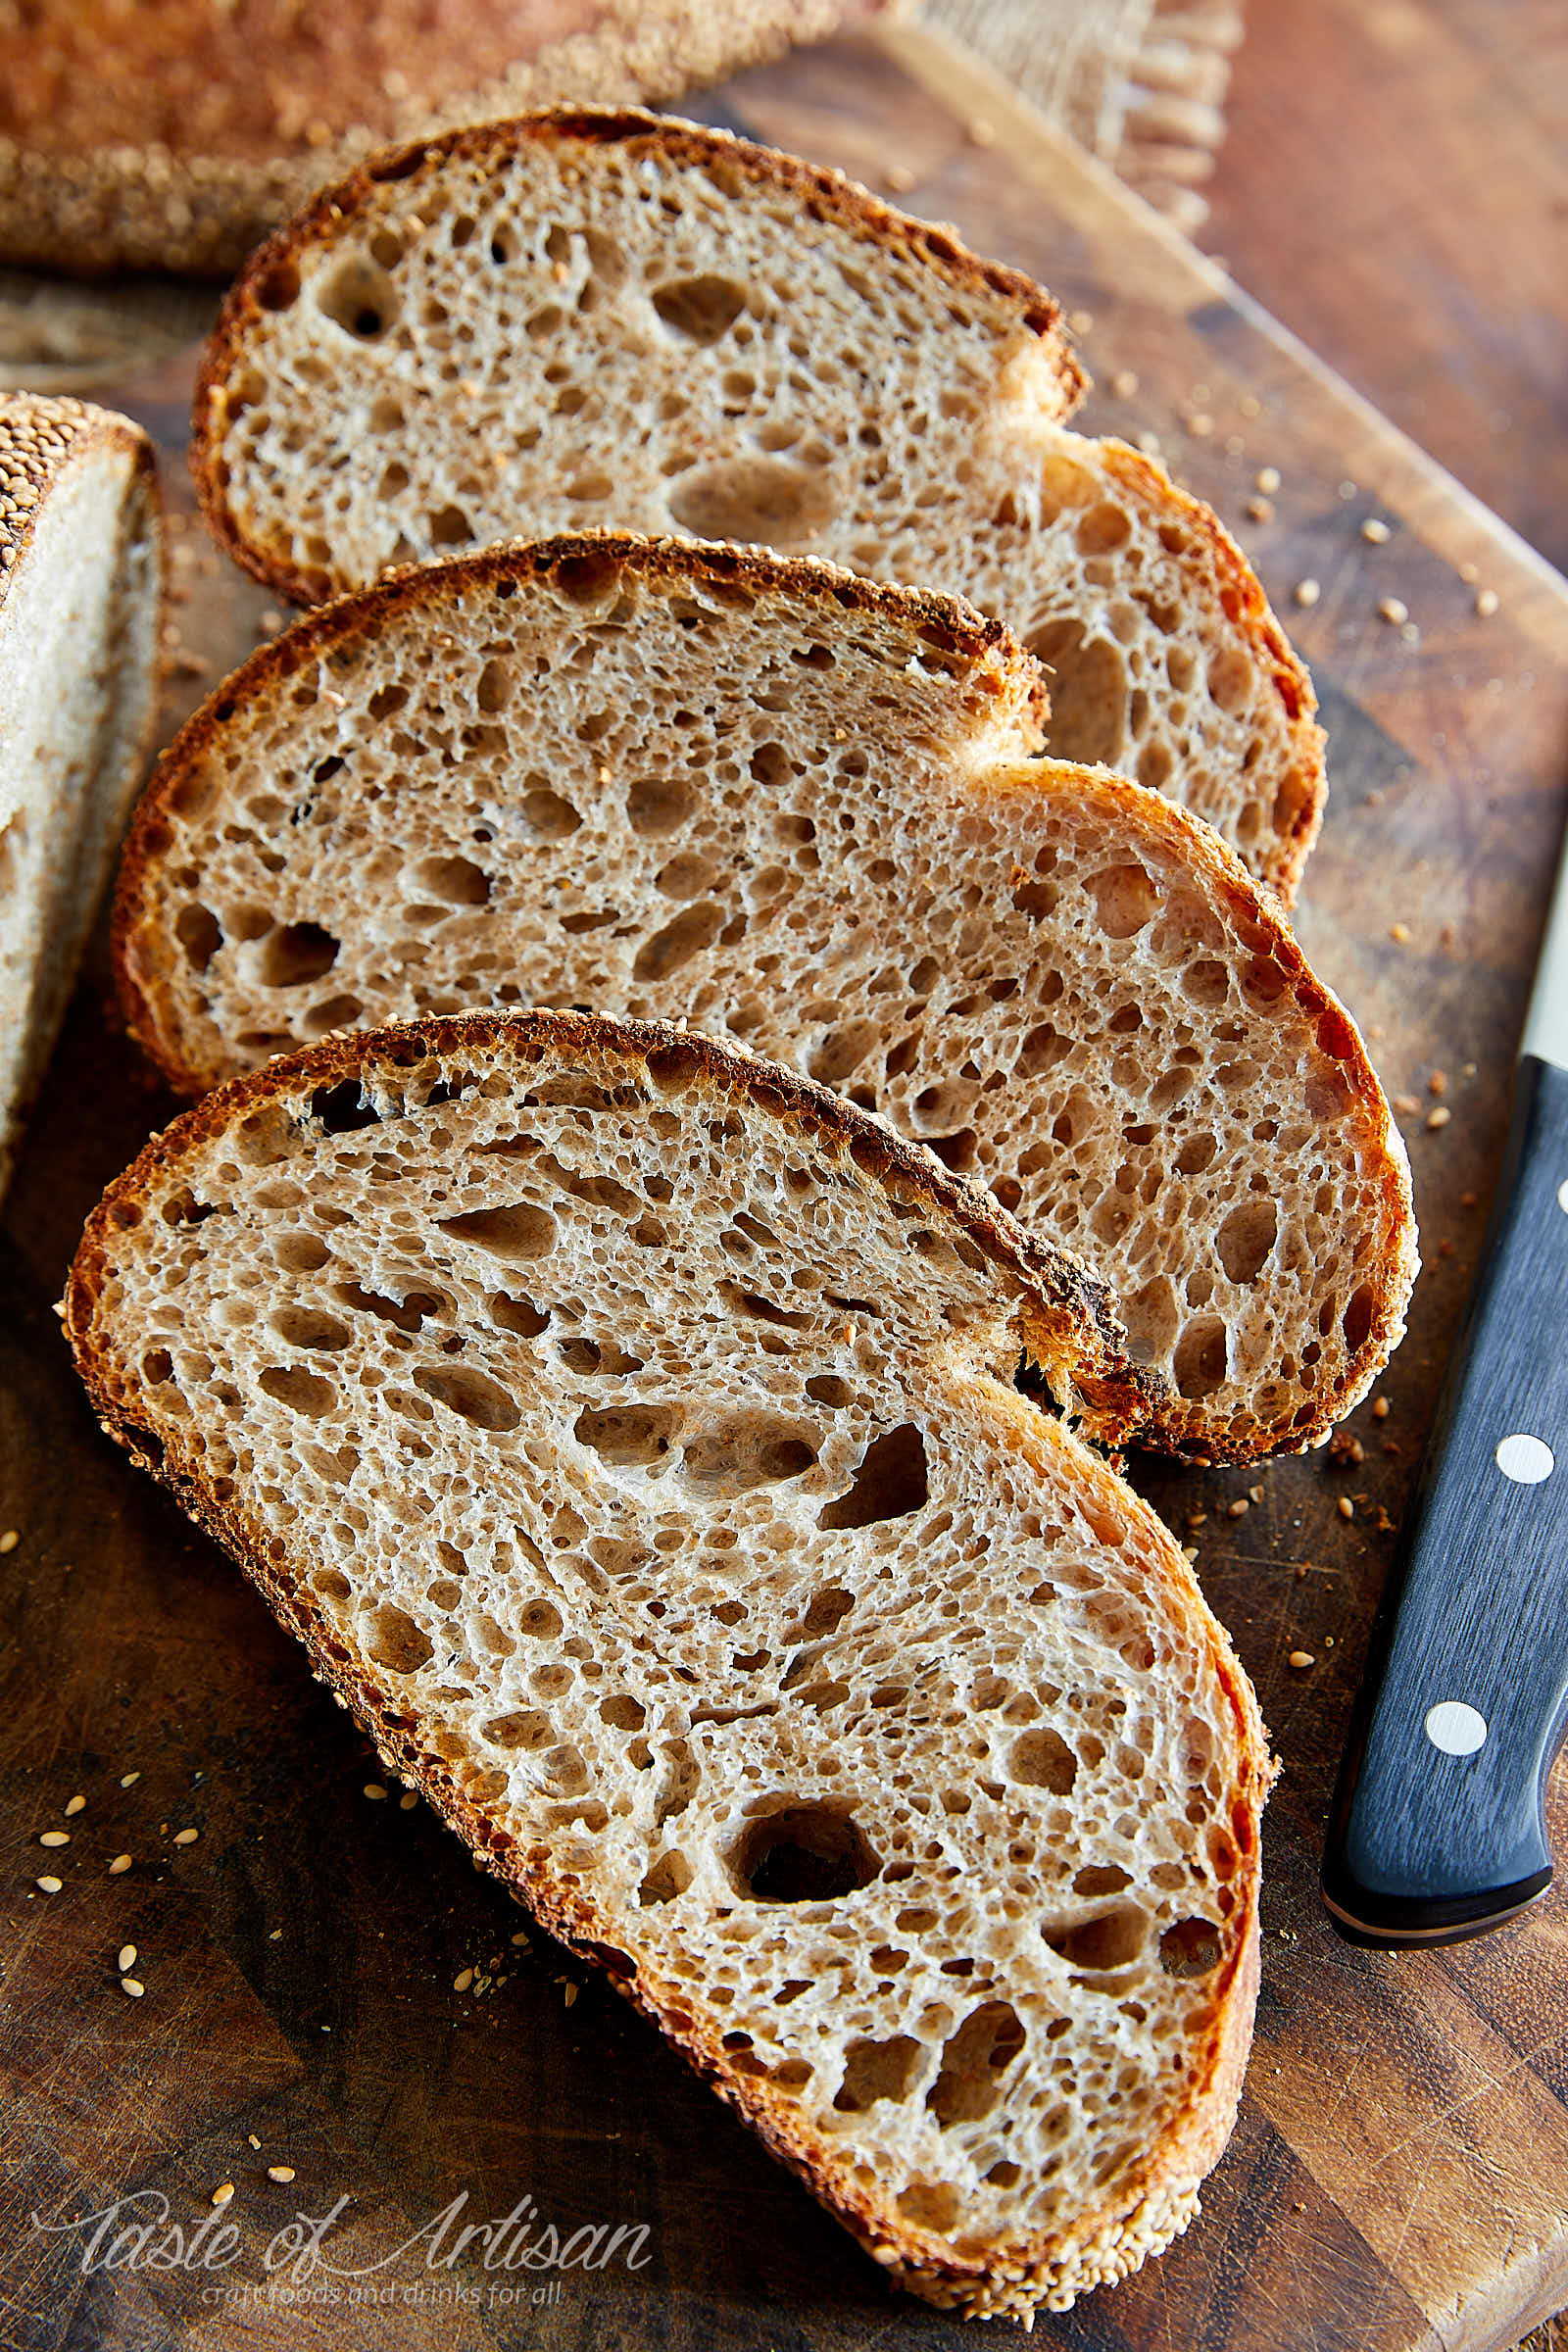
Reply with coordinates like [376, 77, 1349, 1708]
[190, 109, 1323, 899]
[0, 3, 872, 276]
[0, 393, 162, 1201]
[67, 1007, 1273, 2322]
[114, 535, 1415, 1461]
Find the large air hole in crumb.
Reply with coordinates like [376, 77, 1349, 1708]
[1089, 863, 1160, 939]
[364, 1602, 433, 1673]
[730, 1804, 880, 1902]
[819, 1424, 927, 1531]
[1174, 1316, 1228, 1398]
[258, 1365, 336, 1416]
[632, 903, 723, 981]
[896, 2183, 963, 2235]
[314, 252, 399, 339]
[666, 459, 837, 551]
[834, 2035, 923, 2112]
[175, 904, 221, 970]
[1159, 1917, 1223, 1978]
[1025, 618, 1128, 766]
[1010, 1728, 1077, 1793]
[574, 1403, 677, 1468]
[1216, 1200, 1277, 1284]
[652, 274, 749, 344]
[482, 1708, 553, 1749]
[413, 1364, 520, 1433]
[438, 1202, 557, 1259]
[270, 1306, 351, 1350]
[1044, 1904, 1149, 1972]
[520, 787, 580, 839]
[412, 855, 490, 906]
[260, 923, 338, 987]
[639, 1850, 694, 1905]
[681, 1416, 817, 1495]
[926, 2001, 1026, 2126]
[1343, 1285, 1376, 1353]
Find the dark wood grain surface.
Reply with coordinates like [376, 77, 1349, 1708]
[5, 21, 1568, 2352]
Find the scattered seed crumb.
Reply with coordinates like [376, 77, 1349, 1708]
[1254, 466, 1281, 494]
[454, 1968, 474, 1992]
[35, 1875, 62, 1893]
[268, 2164, 296, 2183]
[121, 1976, 145, 1998]
[1329, 1433, 1365, 1467]
[400, 1790, 417, 1810]
[173, 1828, 199, 1845]
[1378, 596, 1409, 625]
[120, 1771, 140, 1788]
[1428, 1070, 1447, 1096]
[64, 1794, 85, 1816]
[248, 2135, 262, 2150]
[109, 1853, 132, 1874]
[966, 116, 997, 147]
[211, 2183, 234, 2208]
[0, 1530, 18, 1553]
[1110, 368, 1139, 399]
[1460, 1191, 1478, 1210]
[1134, 428, 1161, 456]
[270, 1928, 282, 1939]
[1186, 1511, 1207, 1530]
[1246, 496, 1275, 523]
[1337, 1496, 1355, 1521]
[118, 1943, 137, 1972]
[259, 608, 284, 636]
[1400, 619, 1420, 645]
[1390, 923, 1412, 945]
[1068, 309, 1094, 335]
[1294, 578, 1320, 609]
[1339, 479, 1357, 500]
[1439, 1237, 1455, 1258]
[883, 164, 915, 193]
[1250, 1484, 1264, 1504]
[1476, 587, 1499, 617]
[1226, 1497, 1250, 1519]
[1289, 1650, 1315, 1670]
[363, 1783, 387, 1802]
[1393, 1094, 1419, 1115]
[511, 1931, 530, 1947]
[1427, 1105, 1451, 1131]
[1361, 517, 1391, 544]
[1186, 412, 1214, 437]
[1294, 1565, 1307, 1581]
[39, 1830, 70, 1847]
[1372, 1396, 1391, 1420]
[563, 1983, 579, 2008]
[1459, 560, 1480, 584]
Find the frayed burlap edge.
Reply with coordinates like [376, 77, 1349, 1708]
[913, 0, 1244, 233]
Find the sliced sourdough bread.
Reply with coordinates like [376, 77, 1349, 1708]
[190, 108, 1323, 899]
[66, 1007, 1274, 2321]
[0, 392, 162, 1200]
[114, 535, 1415, 1461]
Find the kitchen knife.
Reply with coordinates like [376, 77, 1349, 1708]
[1322, 827, 1568, 1946]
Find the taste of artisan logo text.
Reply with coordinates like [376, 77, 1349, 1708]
[31, 2186, 653, 2309]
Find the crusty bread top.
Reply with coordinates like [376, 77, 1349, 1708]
[67, 1005, 1273, 2321]
[111, 531, 1415, 1462]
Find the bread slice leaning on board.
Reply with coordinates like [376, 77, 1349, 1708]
[114, 534, 1416, 1463]
[66, 1007, 1274, 2322]
[0, 392, 163, 1200]
[190, 107, 1323, 901]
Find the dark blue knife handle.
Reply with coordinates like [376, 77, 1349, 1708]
[1322, 1054, 1568, 1946]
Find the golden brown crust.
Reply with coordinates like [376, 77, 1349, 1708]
[189, 106, 1085, 579]
[65, 1004, 1270, 2320]
[1098, 439, 1326, 904]
[0, 6, 880, 276]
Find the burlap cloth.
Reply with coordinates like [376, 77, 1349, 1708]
[0, 0, 1241, 392]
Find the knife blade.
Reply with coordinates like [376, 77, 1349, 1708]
[1321, 827, 1568, 1946]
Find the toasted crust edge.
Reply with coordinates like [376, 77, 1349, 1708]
[65, 1004, 1270, 2321]
[188, 105, 1087, 596]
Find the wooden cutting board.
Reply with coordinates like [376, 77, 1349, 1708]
[6, 22, 1568, 2352]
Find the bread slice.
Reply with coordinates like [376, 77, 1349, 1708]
[66, 1006, 1273, 2321]
[114, 534, 1415, 1461]
[0, 2, 874, 276]
[0, 392, 162, 1200]
[189, 108, 1324, 900]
